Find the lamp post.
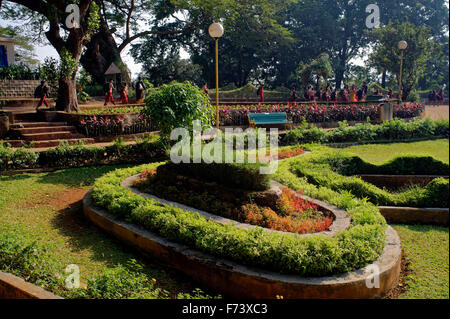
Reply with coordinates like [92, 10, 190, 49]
[398, 40, 408, 102]
[209, 22, 224, 129]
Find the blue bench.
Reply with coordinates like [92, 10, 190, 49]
[248, 112, 293, 128]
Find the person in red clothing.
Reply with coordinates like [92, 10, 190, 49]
[104, 79, 116, 106]
[34, 80, 49, 110]
[118, 83, 129, 104]
[257, 85, 264, 103]
[438, 89, 445, 103]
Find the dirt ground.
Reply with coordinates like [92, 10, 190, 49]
[422, 105, 449, 121]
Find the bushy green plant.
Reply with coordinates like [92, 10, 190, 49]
[0, 143, 38, 170]
[158, 162, 271, 191]
[0, 139, 168, 172]
[142, 82, 214, 136]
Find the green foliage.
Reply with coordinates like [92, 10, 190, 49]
[142, 82, 213, 135]
[0, 64, 40, 81]
[158, 161, 271, 191]
[91, 162, 387, 277]
[209, 83, 289, 100]
[59, 48, 77, 78]
[39, 57, 60, 94]
[0, 142, 39, 170]
[292, 147, 449, 208]
[297, 53, 333, 91]
[368, 21, 435, 100]
[0, 230, 212, 299]
[393, 225, 449, 299]
[0, 139, 168, 172]
[281, 118, 449, 146]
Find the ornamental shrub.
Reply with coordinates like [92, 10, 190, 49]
[142, 82, 214, 136]
[157, 162, 271, 191]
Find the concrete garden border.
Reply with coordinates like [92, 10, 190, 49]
[0, 272, 62, 299]
[379, 206, 449, 225]
[359, 174, 449, 189]
[83, 190, 401, 299]
[121, 175, 351, 238]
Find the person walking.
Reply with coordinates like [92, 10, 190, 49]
[350, 85, 358, 102]
[388, 88, 393, 99]
[257, 85, 265, 103]
[362, 81, 369, 100]
[118, 83, 129, 105]
[290, 88, 298, 102]
[104, 79, 116, 106]
[438, 89, 445, 104]
[35, 80, 49, 110]
[202, 83, 210, 96]
[135, 76, 147, 103]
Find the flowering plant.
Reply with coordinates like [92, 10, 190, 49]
[219, 103, 424, 126]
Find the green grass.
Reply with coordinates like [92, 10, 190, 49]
[393, 225, 449, 299]
[0, 165, 211, 298]
[343, 139, 449, 165]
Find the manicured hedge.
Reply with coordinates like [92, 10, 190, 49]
[158, 162, 270, 191]
[293, 147, 449, 208]
[327, 154, 449, 176]
[0, 139, 168, 172]
[91, 163, 387, 277]
[281, 118, 449, 146]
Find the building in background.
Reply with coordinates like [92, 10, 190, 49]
[0, 36, 15, 67]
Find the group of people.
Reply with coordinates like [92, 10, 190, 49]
[428, 90, 445, 104]
[33, 77, 149, 110]
[302, 82, 381, 103]
[103, 77, 147, 106]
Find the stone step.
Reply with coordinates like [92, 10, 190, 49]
[21, 131, 83, 141]
[12, 126, 77, 134]
[10, 122, 68, 129]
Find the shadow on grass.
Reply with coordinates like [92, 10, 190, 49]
[48, 194, 205, 296]
[35, 165, 133, 187]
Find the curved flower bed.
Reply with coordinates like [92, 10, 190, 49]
[134, 169, 333, 235]
[91, 161, 387, 277]
[219, 103, 424, 126]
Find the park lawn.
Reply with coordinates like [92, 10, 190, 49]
[342, 139, 449, 164]
[0, 165, 208, 298]
[393, 225, 449, 299]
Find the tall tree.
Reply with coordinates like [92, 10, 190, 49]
[132, 0, 293, 88]
[369, 21, 435, 100]
[2, 0, 100, 112]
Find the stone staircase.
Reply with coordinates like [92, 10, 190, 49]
[8, 121, 94, 148]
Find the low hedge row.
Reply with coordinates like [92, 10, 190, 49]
[281, 118, 449, 146]
[0, 139, 168, 171]
[328, 154, 449, 176]
[158, 162, 270, 191]
[91, 163, 387, 277]
[293, 147, 449, 208]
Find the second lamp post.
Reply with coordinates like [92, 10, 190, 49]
[209, 22, 224, 129]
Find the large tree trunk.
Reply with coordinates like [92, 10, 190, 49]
[80, 21, 129, 84]
[381, 70, 386, 88]
[56, 77, 79, 112]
